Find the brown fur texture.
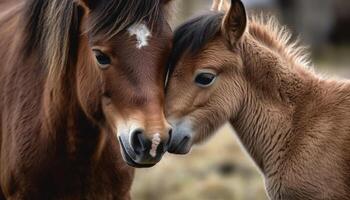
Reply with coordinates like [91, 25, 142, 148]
[166, 0, 350, 199]
[0, 0, 173, 199]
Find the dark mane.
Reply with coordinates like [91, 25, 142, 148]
[22, 0, 164, 58]
[167, 12, 223, 78]
[88, 0, 164, 38]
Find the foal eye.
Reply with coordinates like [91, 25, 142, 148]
[93, 50, 111, 69]
[194, 72, 217, 87]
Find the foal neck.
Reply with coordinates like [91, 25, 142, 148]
[231, 35, 318, 175]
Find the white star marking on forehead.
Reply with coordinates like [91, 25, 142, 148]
[127, 23, 152, 49]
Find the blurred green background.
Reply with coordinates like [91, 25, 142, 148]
[132, 0, 350, 199]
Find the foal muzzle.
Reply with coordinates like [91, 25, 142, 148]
[167, 119, 193, 155]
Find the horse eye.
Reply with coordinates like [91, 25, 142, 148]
[93, 50, 111, 68]
[194, 73, 217, 87]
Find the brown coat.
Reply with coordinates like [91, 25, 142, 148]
[165, 0, 350, 199]
[0, 0, 173, 198]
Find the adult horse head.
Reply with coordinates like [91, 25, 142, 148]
[36, 0, 173, 167]
[0, 0, 173, 198]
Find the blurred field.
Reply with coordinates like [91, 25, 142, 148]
[131, 125, 268, 200]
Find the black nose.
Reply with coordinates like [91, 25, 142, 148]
[130, 129, 170, 158]
[166, 128, 173, 148]
[167, 133, 192, 155]
[130, 129, 149, 155]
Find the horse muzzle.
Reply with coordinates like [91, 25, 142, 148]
[167, 119, 193, 155]
[118, 130, 170, 168]
[167, 133, 192, 154]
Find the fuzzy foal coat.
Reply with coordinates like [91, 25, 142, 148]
[234, 40, 350, 199]
[167, 11, 350, 200]
[235, 18, 350, 199]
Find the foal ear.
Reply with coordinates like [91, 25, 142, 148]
[212, 0, 230, 12]
[221, 0, 247, 48]
[211, 0, 220, 11]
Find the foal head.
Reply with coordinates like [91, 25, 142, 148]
[165, 0, 247, 154]
[23, 0, 174, 167]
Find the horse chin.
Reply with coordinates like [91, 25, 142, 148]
[118, 136, 157, 168]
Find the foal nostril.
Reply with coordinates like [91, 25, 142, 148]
[130, 129, 146, 155]
[178, 135, 190, 148]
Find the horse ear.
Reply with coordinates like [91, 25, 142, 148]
[163, 0, 174, 4]
[74, 0, 93, 10]
[221, 0, 247, 48]
[211, 0, 220, 11]
[212, 0, 230, 12]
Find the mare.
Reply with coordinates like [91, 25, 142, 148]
[165, 0, 350, 199]
[0, 0, 173, 199]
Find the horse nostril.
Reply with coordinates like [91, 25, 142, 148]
[130, 129, 146, 155]
[165, 128, 173, 149]
[168, 128, 173, 136]
[179, 135, 190, 148]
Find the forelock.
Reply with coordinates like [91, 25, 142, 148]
[166, 12, 223, 79]
[88, 0, 164, 39]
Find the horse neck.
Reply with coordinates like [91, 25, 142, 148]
[43, 49, 103, 160]
[230, 36, 318, 175]
[33, 1, 101, 148]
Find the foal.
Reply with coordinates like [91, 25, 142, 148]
[166, 0, 350, 199]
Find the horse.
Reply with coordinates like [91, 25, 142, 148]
[165, 0, 350, 199]
[0, 0, 173, 199]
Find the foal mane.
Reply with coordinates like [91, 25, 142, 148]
[248, 15, 311, 68]
[168, 12, 312, 77]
